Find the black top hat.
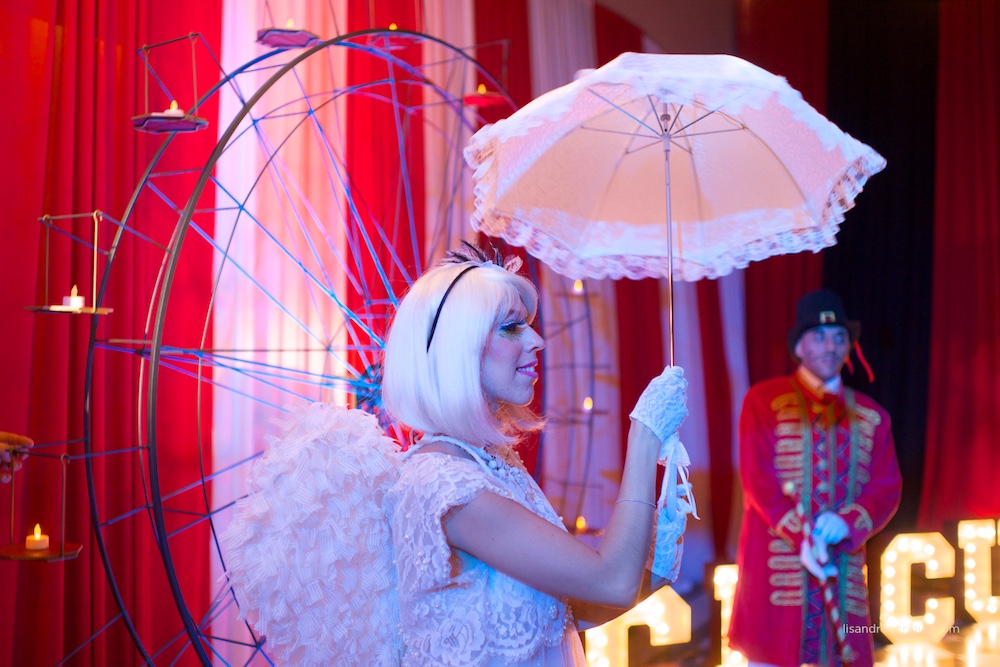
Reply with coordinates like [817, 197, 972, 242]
[786, 289, 861, 355]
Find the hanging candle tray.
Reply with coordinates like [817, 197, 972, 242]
[462, 91, 509, 108]
[256, 28, 322, 49]
[0, 542, 83, 562]
[131, 114, 209, 134]
[26, 305, 114, 315]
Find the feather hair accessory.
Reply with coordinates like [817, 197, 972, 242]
[443, 240, 523, 273]
[426, 242, 523, 351]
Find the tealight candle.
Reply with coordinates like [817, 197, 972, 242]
[26, 523, 49, 551]
[62, 284, 85, 309]
[161, 100, 185, 118]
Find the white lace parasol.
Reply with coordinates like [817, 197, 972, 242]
[465, 52, 886, 282]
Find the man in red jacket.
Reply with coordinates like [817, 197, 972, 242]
[728, 290, 901, 667]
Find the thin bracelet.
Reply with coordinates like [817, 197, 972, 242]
[616, 498, 656, 509]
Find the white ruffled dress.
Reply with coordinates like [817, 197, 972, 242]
[226, 404, 706, 665]
[387, 445, 585, 666]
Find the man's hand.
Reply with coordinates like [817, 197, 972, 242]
[800, 538, 838, 581]
[813, 511, 849, 547]
[0, 432, 34, 483]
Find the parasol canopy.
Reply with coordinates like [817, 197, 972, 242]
[464, 52, 886, 282]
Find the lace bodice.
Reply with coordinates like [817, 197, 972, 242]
[385, 445, 584, 666]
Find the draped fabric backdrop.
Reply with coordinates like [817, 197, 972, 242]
[3, 1, 1000, 665]
[823, 0, 938, 530]
[0, 2, 221, 665]
[921, 0, 1000, 529]
[735, 1, 827, 386]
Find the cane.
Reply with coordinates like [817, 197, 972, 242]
[782, 482, 858, 664]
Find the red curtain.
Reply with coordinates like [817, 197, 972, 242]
[339, 0, 433, 475]
[736, 0, 828, 385]
[0, 2, 220, 664]
[474, 0, 533, 109]
[920, 0, 1000, 529]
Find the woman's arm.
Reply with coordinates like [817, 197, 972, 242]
[443, 419, 662, 608]
[569, 569, 675, 629]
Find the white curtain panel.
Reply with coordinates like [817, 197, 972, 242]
[212, 2, 348, 662]
[643, 22, 749, 586]
[528, 0, 598, 99]
[525, 0, 619, 544]
[719, 270, 749, 562]
[662, 280, 713, 593]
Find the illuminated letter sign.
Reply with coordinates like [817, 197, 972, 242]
[879, 532, 955, 644]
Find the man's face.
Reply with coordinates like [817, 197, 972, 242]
[794, 324, 850, 382]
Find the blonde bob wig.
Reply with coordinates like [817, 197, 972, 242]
[382, 260, 542, 448]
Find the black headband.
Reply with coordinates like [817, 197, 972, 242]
[426, 265, 478, 351]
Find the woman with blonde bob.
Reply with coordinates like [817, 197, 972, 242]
[380, 243, 692, 666]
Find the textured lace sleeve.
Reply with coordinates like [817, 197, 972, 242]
[388, 455, 514, 596]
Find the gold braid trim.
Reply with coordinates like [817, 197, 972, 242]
[840, 503, 874, 533]
[768, 538, 794, 554]
[776, 507, 802, 536]
[770, 590, 804, 606]
[769, 572, 802, 587]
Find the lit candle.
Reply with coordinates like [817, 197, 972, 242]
[575, 515, 587, 533]
[161, 100, 185, 117]
[62, 284, 85, 309]
[25, 523, 49, 551]
[286, 18, 294, 28]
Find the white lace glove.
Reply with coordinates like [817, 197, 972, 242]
[629, 366, 697, 522]
[649, 502, 685, 583]
[629, 366, 688, 444]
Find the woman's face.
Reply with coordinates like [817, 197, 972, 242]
[482, 303, 545, 407]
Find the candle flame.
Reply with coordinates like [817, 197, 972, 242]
[477, 83, 487, 94]
[583, 396, 594, 411]
[575, 515, 587, 532]
[34, 524, 41, 539]
[169, 100, 179, 111]
[70, 284, 79, 297]
[389, 22, 398, 30]
[286, 18, 294, 28]
[572, 279, 584, 294]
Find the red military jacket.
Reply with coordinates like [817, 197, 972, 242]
[728, 372, 901, 667]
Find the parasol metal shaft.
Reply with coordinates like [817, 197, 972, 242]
[661, 109, 675, 366]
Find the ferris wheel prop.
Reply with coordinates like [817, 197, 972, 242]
[14, 27, 601, 665]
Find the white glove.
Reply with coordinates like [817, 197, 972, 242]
[800, 538, 837, 581]
[629, 367, 697, 522]
[629, 366, 688, 444]
[649, 502, 685, 583]
[813, 511, 849, 546]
